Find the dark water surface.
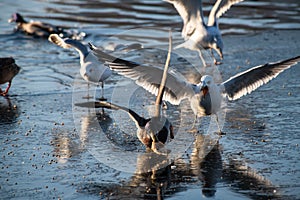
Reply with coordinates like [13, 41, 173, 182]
[0, 0, 300, 199]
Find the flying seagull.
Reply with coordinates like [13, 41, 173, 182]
[49, 34, 112, 99]
[89, 44, 300, 132]
[0, 57, 21, 96]
[165, 0, 243, 65]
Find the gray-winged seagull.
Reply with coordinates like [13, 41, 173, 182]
[77, 37, 174, 152]
[165, 0, 243, 65]
[89, 43, 300, 132]
[49, 34, 112, 99]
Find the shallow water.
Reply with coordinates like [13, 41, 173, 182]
[0, 0, 300, 199]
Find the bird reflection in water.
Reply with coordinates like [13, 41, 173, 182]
[131, 152, 172, 199]
[0, 96, 20, 125]
[190, 134, 222, 197]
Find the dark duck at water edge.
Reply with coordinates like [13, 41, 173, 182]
[8, 12, 71, 38]
[8, 13, 65, 38]
[0, 57, 21, 96]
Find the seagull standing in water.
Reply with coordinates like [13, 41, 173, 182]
[89, 45, 300, 132]
[165, 0, 243, 65]
[48, 34, 112, 100]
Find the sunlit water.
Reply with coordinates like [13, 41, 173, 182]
[0, 0, 300, 199]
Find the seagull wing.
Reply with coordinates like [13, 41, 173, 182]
[48, 34, 72, 48]
[90, 43, 195, 105]
[208, 0, 243, 26]
[221, 56, 300, 101]
[165, 0, 205, 39]
[49, 34, 89, 58]
[76, 101, 150, 128]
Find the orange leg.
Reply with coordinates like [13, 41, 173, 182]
[1, 81, 11, 96]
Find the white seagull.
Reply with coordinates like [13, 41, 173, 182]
[48, 34, 112, 99]
[165, 0, 243, 65]
[89, 44, 300, 132]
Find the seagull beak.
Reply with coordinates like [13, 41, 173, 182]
[201, 86, 209, 97]
[200, 82, 209, 97]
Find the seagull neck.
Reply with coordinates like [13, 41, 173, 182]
[66, 39, 89, 61]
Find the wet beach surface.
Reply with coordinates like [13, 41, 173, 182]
[1, 0, 300, 199]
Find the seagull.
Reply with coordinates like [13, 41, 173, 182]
[81, 35, 174, 153]
[165, 0, 243, 65]
[89, 45, 300, 132]
[78, 101, 175, 151]
[0, 57, 21, 96]
[48, 34, 112, 100]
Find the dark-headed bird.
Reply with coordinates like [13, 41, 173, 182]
[0, 57, 21, 96]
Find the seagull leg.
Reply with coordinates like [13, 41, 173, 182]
[215, 115, 225, 135]
[1, 81, 12, 96]
[87, 82, 90, 97]
[83, 82, 92, 99]
[98, 82, 107, 101]
[150, 131, 166, 154]
[211, 49, 222, 65]
[197, 49, 208, 67]
[188, 116, 199, 133]
[151, 133, 160, 153]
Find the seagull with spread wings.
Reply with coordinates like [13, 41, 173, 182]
[165, 0, 243, 65]
[78, 35, 174, 153]
[89, 43, 300, 132]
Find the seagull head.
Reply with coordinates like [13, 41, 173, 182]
[199, 75, 214, 97]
